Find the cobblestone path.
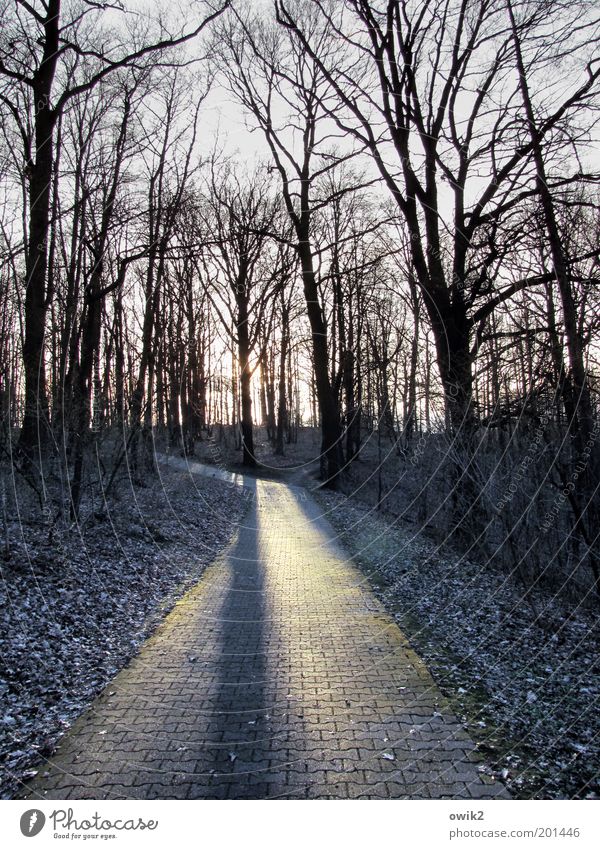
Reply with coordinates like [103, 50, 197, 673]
[21, 471, 507, 800]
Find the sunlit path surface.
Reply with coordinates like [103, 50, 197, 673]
[20, 474, 507, 800]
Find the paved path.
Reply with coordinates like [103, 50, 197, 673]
[21, 469, 506, 800]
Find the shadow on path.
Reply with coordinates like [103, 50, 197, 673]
[204, 497, 270, 798]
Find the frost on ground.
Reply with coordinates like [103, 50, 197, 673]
[0, 464, 247, 799]
[315, 489, 600, 800]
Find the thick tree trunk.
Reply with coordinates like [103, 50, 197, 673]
[425, 293, 486, 547]
[19, 1, 61, 456]
[426, 296, 476, 436]
[297, 232, 342, 486]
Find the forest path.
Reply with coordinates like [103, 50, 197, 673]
[20, 464, 506, 799]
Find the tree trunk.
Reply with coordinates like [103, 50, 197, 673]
[18, 0, 61, 456]
[70, 291, 102, 517]
[275, 299, 289, 456]
[509, 2, 592, 450]
[237, 295, 256, 467]
[297, 230, 342, 485]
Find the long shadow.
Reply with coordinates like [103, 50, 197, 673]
[198, 494, 272, 798]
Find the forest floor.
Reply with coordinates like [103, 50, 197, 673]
[314, 488, 600, 800]
[18, 469, 506, 800]
[0, 461, 248, 798]
[187, 426, 600, 799]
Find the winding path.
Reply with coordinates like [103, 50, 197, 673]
[21, 461, 507, 800]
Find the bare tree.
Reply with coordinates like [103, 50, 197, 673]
[218, 5, 368, 484]
[196, 165, 286, 466]
[128, 70, 205, 475]
[0, 0, 230, 459]
[275, 0, 600, 438]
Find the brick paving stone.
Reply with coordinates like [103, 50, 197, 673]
[19, 472, 509, 800]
